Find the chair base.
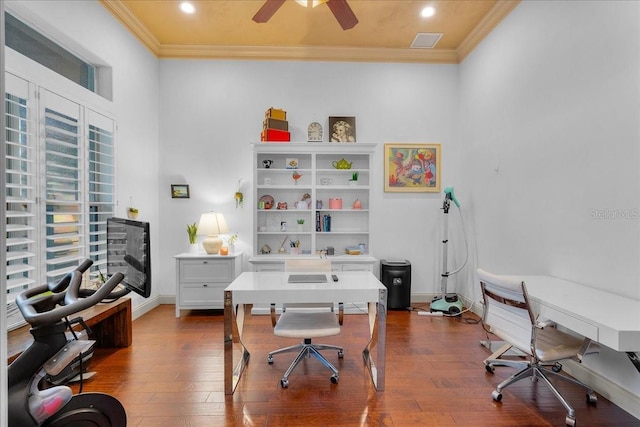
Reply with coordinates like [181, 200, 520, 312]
[488, 360, 597, 426]
[268, 339, 343, 388]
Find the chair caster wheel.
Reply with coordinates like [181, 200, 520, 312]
[552, 362, 563, 373]
[485, 364, 494, 374]
[586, 392, 597, 404]
[491, 390, 502, 402]
[267, 355, 274, 364]
[280, 379, 289, 388]
[338, 350, 344, 358]
[565, 415, 576, 426]
[330, 375, 339, 384]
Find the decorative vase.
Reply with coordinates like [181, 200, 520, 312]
[228, 244, 235, 254]
[297, 224, 304, 232]
[189, 243, 199, 254]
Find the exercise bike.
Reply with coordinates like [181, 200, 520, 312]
[8, 259, 128, 426]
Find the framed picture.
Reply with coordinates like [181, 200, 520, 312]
[329, 116, 356, 142]
[171, 184, 190, 199]
[384, 143, 441, 193]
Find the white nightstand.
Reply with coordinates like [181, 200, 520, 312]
[175, 252, 243, 317]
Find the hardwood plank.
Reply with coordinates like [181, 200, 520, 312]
[69, 305, 639, 426]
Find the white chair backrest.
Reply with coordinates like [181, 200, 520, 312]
[285, 259, 332, 272]
[477, 268, 535, 356]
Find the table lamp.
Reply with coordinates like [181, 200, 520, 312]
[198, 212, 229, 254]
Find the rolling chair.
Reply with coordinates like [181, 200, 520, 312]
[267, 259, 344, 388]
[477, 268, 597, 427]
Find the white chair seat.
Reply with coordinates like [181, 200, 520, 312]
[268, 258, 343, 388]
[274, 311, 341, 339]
[535, 327, 590, 362]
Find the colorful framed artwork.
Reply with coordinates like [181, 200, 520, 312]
[171, 184, 190, 199]
[329, 116, 356, 142]
[384, 143, 441, 193]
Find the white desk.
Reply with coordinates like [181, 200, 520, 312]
[514, 275, 640, 372]
[223, 271, 387, 395]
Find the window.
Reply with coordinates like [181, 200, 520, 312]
[5, 12, 96, 93]
[4, 73, 115, 330]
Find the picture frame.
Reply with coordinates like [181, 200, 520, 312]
[329, 116, 356, 143]
[171, 184, 190, 199]
[384, 143, 441, 193]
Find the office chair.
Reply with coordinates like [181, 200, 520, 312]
[267, 259, 344, 388]
[477, 268, 597, 427]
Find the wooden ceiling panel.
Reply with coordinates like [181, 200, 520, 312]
[101, 0, 519, 63]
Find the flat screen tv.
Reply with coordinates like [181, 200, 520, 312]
[106, 217, 151, 298]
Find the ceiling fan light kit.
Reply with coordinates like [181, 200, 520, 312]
[253, 0, 358, 30]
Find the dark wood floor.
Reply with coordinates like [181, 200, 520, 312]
[74, 304, 639, 426]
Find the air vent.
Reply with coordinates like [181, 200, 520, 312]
[410, 33, 443, 49]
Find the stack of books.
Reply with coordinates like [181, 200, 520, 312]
[316, 212, 331, 232]
[261, 107, 290, 142]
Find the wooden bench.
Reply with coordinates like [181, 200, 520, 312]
[7, 296, 132, 364]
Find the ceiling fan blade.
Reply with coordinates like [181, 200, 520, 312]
[326, 0, 358, 30]
[252, 0, 286, 23]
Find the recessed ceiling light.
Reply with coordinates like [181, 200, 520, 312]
[180, 2, 196, 14]
[421, 6, 436, 18]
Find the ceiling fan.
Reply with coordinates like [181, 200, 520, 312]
[252, 0, 359, 31]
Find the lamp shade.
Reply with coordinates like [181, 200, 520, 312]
[198, 212, 229, 254]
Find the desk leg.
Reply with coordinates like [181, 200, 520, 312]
[362, 288, 387, 391]
[224, 291, 250, 395]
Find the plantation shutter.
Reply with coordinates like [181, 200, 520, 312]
[86, 110, 115, 277]
[40, 89, 84, 283]
[5, 73, 36, 308]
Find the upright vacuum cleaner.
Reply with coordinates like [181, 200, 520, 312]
[430, 187, 467, 315]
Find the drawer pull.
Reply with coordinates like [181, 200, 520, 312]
[203, 284, 209, 287]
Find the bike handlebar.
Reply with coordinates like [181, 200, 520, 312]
[16, 263, 125, 328]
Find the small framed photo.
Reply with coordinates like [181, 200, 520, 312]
[285, 158, 299, 169]
[384, 143, 441, 193]
[171, 184, 190, 199]
[329, 116, 356, 143]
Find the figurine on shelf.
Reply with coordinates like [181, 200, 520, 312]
[292, 171, 302, 185]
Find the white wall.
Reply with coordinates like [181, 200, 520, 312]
[5, 0, 161, 309]
[157, 60, 460, 298]
[459, 0, 640, 410]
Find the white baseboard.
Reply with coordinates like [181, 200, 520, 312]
[563, 360, 640, 420]
[131, 295, 164, 320]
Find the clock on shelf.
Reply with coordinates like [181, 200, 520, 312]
[307, 122, 323, 142]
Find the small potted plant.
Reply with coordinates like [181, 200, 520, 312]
[227, 233, 238, 254]
[127, 196, 138, 219]
[349, 171, 359, 186]
[296, 219, 305, 232]
[127, 206, 139, 219]
[187, 222, 198, 253]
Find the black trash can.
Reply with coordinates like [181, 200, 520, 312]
[380, 260, 411, 310]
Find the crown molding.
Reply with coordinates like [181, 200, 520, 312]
[457, 0, 521, 63]
[98, 0, 160, 55]
[157, 44, 459, 64]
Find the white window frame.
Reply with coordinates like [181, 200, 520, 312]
[5, 49, 116, 330]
